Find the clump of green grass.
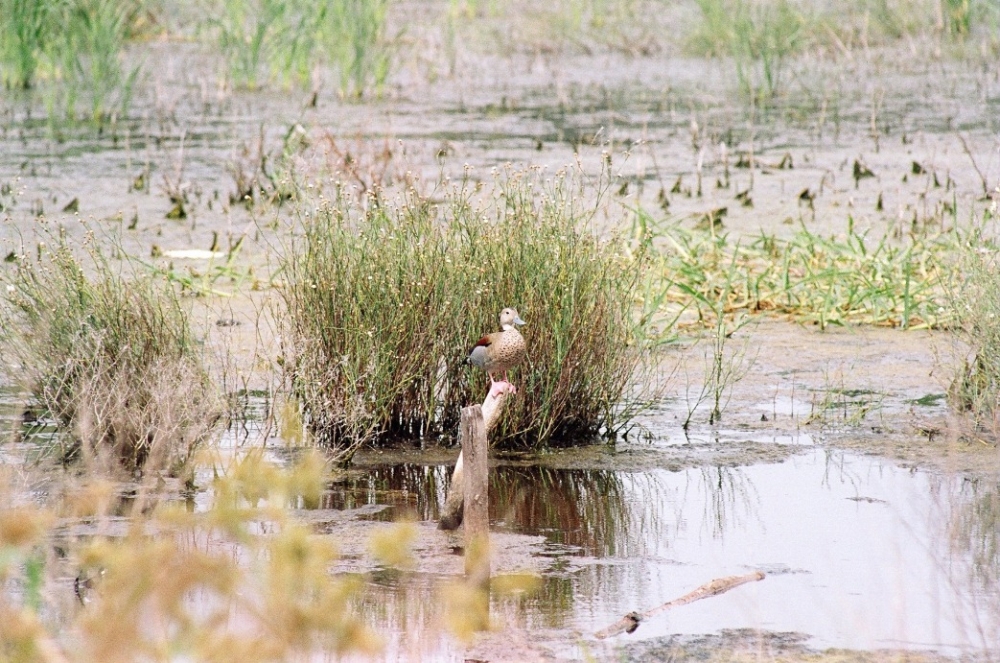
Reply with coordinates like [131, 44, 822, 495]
[852, 0, 997, 41]
[686, 0, 999, 101]
[213, 0, 392, 95]
[0, 0, 165, 126]
[0, 0, 52, 89]
[0, 0, 143, 124]
[638, 211, 962, 331]
[53, 0, 143, 123]
[688, 0, 805, 101]
[280, 170, 653, 458]
[324, 0, 391, 96]
[948, 241, 1000, 435]
[0, 228, 221, 474]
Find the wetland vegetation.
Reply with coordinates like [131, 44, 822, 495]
[0, 0, 999, 660]
[0, 226, 220, 475]
[281, 169, 652, 458]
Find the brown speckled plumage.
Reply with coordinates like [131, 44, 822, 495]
[467, 307, 526, 384]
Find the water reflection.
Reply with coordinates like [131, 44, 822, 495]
[491, 466, 640, 557]
[696, 466, 760, 539]
[320, 461, 706, 558]
[323, 463, 450, 521]
[328, 447, 1000, 657]
[947, 477, 1000, 589]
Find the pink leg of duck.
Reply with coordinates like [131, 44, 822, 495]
[488, 380, 517, 399]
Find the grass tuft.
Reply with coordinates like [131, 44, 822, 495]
[279, 170, 653, 458]
[948, 241, 1000, 435]
[688, 0, 805, 101]
[0, 0, 52, 90]
[0, 228, 221, 475]
[214, 0, 392, 95]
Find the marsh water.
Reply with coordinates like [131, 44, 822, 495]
[2, 3, 1000, 661]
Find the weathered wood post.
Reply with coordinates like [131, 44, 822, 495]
[439, 386, 511, 531]
[461, 404, 490, 584]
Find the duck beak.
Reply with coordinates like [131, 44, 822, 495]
[514, 316, 526, 326]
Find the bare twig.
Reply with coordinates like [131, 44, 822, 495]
[594, 571, 766, 639]
[957, 133, 990, 197]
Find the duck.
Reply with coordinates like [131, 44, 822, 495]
[467, 307, 526, 395]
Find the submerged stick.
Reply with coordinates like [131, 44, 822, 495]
[594, 571, 766, 639]
[439, 383, 513, 531]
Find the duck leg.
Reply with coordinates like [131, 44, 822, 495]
[488, 380, 516, 399]
[496, 371, 517, 395]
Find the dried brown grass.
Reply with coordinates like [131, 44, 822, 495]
[0, 228, 221, 475]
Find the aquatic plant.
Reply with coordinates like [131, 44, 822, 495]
[948, 235, 1000, 436]
[11, 0, 145, 124]
[688, 0, 804, 101]
[321, 0, 392, 96]
[214, 0, 291, 90]
[0, 0, 52, 89]
[857, 0, 997, 40]
[686, 0, 998, 103]
[0, 227, 221, 474]
[280, 169, 654, 458]
[636, 209, 961, 331]
[213, 0, 392, 95]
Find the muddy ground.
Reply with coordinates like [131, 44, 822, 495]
[1, 2, 999, 661]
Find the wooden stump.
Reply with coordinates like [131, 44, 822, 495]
[439, 385, 512, 531]
[461, 404, 490, 583]
[461, 405, 488, 537]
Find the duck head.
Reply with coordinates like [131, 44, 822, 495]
[499, 307, 526, 330]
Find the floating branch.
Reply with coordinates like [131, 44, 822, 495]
[595, 571, 766, 639]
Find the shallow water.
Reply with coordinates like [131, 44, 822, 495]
[306, 435, 1000, 661]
